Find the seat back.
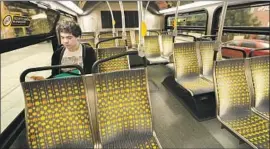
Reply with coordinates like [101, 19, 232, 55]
[118, 31, 132, 47]
[161, 35, 173, 58]
[173, 42, 200, 79]
[135, 30, 139, 45]
[81, 32, 95, 39]
[248, 56, 269, 116]
[22, 77, 94, 148]
[80, 38, 95, 48]
[198, 41, 221, 80]
[214, 59, 251, 118]
[93, 68, 153, 144]
[98, 32, 114, 38]
[144, 36, 161, 58]
[96, 47, 129, 73]
[98, 38, 116, 48]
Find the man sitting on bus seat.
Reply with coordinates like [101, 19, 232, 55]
[31, 20, 96, 80]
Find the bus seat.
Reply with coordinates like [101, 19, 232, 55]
[161, 35, 174, 73]
[80, 38, 95, 48]
[214, 58, 269, 149]
[96, 47, 130, 73]
[161, 35, 173, 58]
[144, 36, 169, 64]
[118, 31, 132, 48]
[134, 30, 139, 47]
[93, 68, 162, 148]
[248, 55, 269, 120]
[98, 32, 114, 38]
[163, 42, 216, 120]
[98, 38, 116, 48]
[174, 42, 213, 95]
[198, 41, 221, 82]
[81, 32, 95, 39]
[118, 39, 128, 47]
[21, 77, 94, 148]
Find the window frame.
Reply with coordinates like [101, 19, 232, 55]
[0, 1, 60, 54]
[211, 2, 270, 36]
[164, 9, 209, 35]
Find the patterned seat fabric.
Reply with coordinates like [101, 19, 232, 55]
[98, 38, 116, 48]
[161, 35, 173, 58]
[96, 47, 129, 73]
[80, 38, 95, 48]
[22, 77, 94, 148]
[214, 59, 269, 149]
[144, 36, 161, 58]
[248, 56, 269, 119]
[198, 41, 221, 82]
[118, 31, 132, 47]
[94, 69, 161, 148]
[99, 32, 114, 38]
[174, 42, 213, 95]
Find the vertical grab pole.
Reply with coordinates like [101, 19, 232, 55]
[144, 1, 150, 20]
[119, 1, 126, 41]
[106, 1, 116, 37]
[173, 1, 180, 38]
[137, 1, 144, 56]
[214, 1, 228, 61]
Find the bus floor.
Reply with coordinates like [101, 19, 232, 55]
[9, 65, 251, 149]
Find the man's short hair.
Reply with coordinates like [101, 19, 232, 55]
[56, 20, 82, 37]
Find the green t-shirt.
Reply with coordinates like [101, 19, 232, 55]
[54, 69, 80, 78]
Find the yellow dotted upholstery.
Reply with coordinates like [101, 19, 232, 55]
[118, 31, 132, 47]
[96, 47, 129, 73]
[135, 30, 139, 45]
[173, 42, 213, 95]
[181, 77, 214, 95]
[94, 69, 160, 148]
[173, 42, 200, 79]
[214, 59, 251, 117]
[161, 35, 173, 58]
[80, 38, 95, 48]
[249, 56, 270, 119]
[198, 41, 220, 81]
[81, 34, 94, 39]
[22, 77, 94, 148]
[118, 39, 127, 47]
[226, 114, 269, 149]
[144, 36, 161, 58]
[99, 32, 114, 38]
[98, 38, 116, 48]
[214, 59, 269, 149]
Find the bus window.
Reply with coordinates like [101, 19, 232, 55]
[1, 40, 53, 132]
[224, 5, 269, 27]
[1, 1, 58, 39]
[165, 10, 207, 36]
[214, 2, 269, 58]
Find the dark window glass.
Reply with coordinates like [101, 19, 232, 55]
[101, 11, 138, 28]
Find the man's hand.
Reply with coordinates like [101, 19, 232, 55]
[30, 76, 45, 81]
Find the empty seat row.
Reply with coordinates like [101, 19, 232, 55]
[21, 67, 162, 149]
[143, 35, 173, 64]
[214, 54, 269, 148]
[163, 40, 221, 120]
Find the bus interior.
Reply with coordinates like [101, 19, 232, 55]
[0, 1, 269, 149]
